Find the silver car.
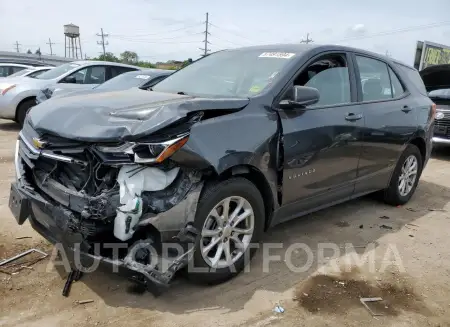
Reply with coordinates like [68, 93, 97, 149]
[0, 60, 140, 126]
[0, 64, 33, 77]
[4, 66, 53, 79]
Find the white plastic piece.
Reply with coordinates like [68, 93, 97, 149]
[113, 165, 180, 241]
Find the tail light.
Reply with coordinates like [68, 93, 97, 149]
[431, 103, 436, 121]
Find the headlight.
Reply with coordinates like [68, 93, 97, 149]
[96, 134, 189, 164]
[1, 84, 16, 95]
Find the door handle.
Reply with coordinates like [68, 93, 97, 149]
[345, 113, 363, 121]
[402, 105, 412, 113]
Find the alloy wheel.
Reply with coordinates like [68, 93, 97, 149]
[200, 196, 255, 269]
[398, 154, 418, 197]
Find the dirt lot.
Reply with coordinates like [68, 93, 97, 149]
[1, 119, 450, 327]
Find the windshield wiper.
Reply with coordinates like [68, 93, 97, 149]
[177, 91, 187, 95]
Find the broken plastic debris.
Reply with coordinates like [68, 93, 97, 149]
[113, 165, 179, 241]
[273, 305, 284, 313]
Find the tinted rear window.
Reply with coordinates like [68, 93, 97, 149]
[395, 64, 427, 95]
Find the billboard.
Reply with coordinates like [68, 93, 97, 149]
[414, 41, 450, 71]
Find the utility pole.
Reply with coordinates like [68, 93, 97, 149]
[199, 12, 210, 57]
[96, 28, 109, 57]
[46, 38, 55, 55]
[300, 33, 313, 44]
[385, 50, 391, 57]
[14, 41, 21, 53]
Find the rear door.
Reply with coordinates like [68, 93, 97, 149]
[275, 51, 364, 222]
[352, 54, 417, 195]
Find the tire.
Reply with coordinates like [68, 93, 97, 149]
[384, 144, 423, 206]
[16, 99, 36, 127]
[188, 177, 265, 285]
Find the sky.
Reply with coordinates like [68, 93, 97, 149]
[1, 0, 450, 64]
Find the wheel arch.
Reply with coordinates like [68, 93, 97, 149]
[216, 164, 275, 231]
[15, 96, 36, 121]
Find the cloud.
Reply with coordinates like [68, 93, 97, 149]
[346, 24, 367, 37]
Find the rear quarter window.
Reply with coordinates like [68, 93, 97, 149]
[395, 64, 427, 95]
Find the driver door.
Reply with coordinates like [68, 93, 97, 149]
[275, 52, 364, 222]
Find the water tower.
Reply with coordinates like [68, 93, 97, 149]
[64, 24, 83, 59]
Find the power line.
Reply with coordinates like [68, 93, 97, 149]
[199, 12, 211, 57]
[14, 41, 21, 53]
[46, 38, 55, 55]
[96, 28, 109, 56]
[109, 32, 202, 42]
[212, 35, 248, 48]
[109, 23, 203, 38]
[208, 23, 258, 43]
[300, 33, 313, 44]
[336, 21, 450, 42]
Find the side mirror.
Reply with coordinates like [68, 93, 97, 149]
[62, 76, 77, 84]
[279, 86, 320, 109]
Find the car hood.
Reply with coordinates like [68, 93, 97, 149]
[28, 88, 249, 142]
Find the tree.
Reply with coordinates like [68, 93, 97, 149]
[35, 48, 41, 55]
[95, 52, 119, 62]
[181, 58, 193, 68]
[120, 51, 139, 64]
[26, 49, 32, 54]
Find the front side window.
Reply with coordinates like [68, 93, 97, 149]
[356, 56, 393, 102]
[292, 54, 351, 107]
[65, 66, 106, 84]
[152, 49, 300, 97]
[11, 66, 26, 74]
[0, 67, 9, 77]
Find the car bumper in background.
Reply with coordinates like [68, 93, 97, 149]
[432, 136, 450, 144]
[0, 94, 17, 119]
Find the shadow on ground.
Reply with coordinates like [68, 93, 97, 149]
[431, 145, 450, 161]
[55, 180, 450, 314]
[0, 121, 20, 132]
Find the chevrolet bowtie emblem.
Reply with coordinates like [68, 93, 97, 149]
[32, 137, 47, 149]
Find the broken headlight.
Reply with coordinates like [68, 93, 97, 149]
[96, 134, 189, 164]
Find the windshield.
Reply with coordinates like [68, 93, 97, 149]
[94, 72, 151, 91]
[152, 50, 297, 97]
[9, 69, 33, 77]
[429, 89, 450, 99]
[35, 63, 80, 80]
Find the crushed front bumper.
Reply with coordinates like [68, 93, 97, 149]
[9, 131, 203, 294]
[10, 181, 199, 293]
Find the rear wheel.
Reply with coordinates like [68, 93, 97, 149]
[384, 144, 422, 206]
[188, 177, 264, 284]
[16, 99, 36, 127]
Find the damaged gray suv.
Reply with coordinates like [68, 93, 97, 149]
[9, 44, 434, 293]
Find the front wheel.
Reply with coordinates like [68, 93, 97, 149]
[188, 177, 265, 285]
[384, 144, 423, 206]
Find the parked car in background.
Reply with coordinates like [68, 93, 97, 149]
[9, 44, 434, 293]
[2, 66, 53, 79]
[0, 64, 33, 77]
[0, 60, 140, 126]
[427, 88, 450, 144]
[36, 68, 172, 104]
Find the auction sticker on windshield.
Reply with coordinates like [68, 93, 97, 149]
[259, 52, 295, 59]
[135, 75, 151, 79]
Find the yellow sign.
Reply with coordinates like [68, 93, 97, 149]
[423, 46, 450, 69]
